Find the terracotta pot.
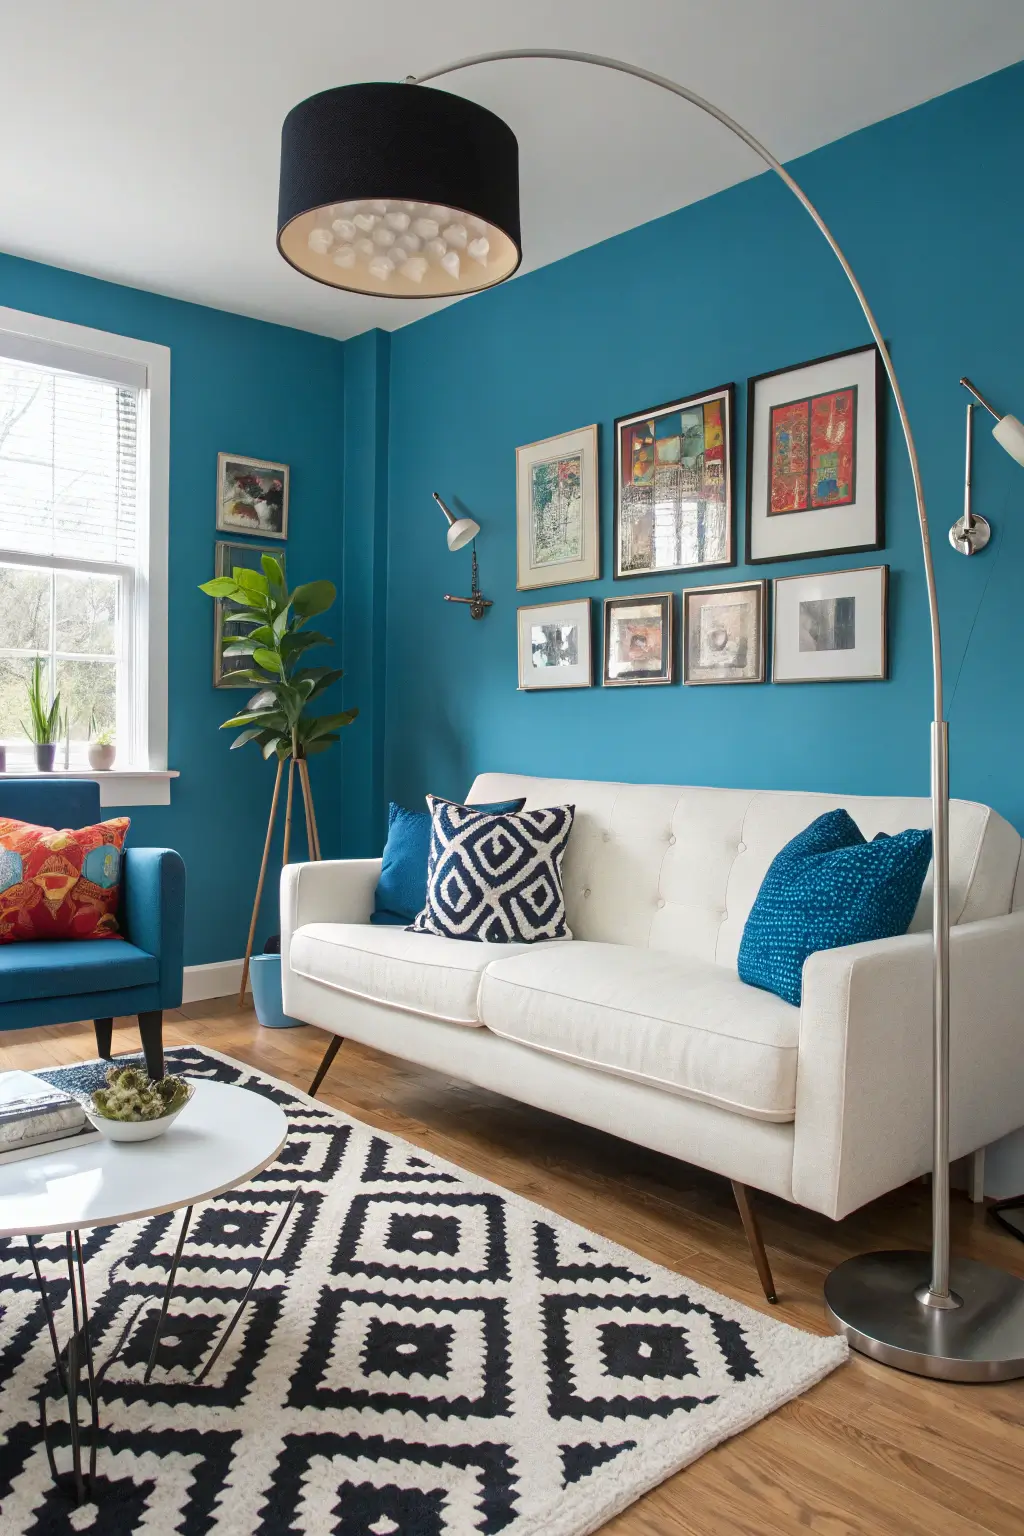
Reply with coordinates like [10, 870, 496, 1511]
[34, 743, 56, 771]
[88, 742, 116, 771]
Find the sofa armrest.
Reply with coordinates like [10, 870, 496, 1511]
[280, 858, 382, 954]
[792, 912, 1024, 1219]
[122, 847, 187, 1009]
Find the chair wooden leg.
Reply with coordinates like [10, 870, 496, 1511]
[138, 1010, 164, 1081]
[93, 1018, 114, 1061]
[308, 1035, 343, 1098]
[731, 1180, 778, 1304]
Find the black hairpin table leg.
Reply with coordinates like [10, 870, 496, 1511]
[144, 1205, 193, 1384]
[27, 1232, 99, 1506]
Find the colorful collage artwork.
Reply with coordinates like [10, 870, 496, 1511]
[617, 393, 730, 573]
[768, 385, 857, 515]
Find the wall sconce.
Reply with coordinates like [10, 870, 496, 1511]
[433, 491, 492, 618]
[950, 378, 1024, 555]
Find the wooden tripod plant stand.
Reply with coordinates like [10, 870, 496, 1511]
[239, 754, 320, 1003]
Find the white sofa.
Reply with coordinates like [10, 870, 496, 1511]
[282, 773, 1024, 1288]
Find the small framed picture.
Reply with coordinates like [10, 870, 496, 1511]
[213, 541, 286, 688]
[603, 593, 673, 686]
[516, 425, 600, 589]
[615, 383, 735, 577]
[216, 452, 289, 540]
[517, 598, 592, 691]
[683, 580, 766, 685]
[746, 344, 883, 563]
[772, 565, 888, 683]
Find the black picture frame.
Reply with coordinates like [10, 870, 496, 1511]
[614, 382, 736, 578]
[744, 343, 885, 565]
[602, 592, 674, 686]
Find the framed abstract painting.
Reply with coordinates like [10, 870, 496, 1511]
[683, 580, 766, 685]
[216, 452, 289, 540]
[517, 598, 592, 690]
[603, 592, 674, 686]
[772, 565, 888, 682]
[614, 383, 735, 577]
[746, 344, 883, 563]
[516, 425, 599, 589]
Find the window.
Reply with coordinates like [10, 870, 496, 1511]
[0, 308, 170, 801]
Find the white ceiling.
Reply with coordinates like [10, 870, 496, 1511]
[2, 1, 1022, 341]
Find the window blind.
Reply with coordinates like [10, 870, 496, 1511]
[0, 354, 139, 565]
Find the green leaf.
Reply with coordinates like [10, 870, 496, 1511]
[279, 630, 332, 658]
[293, 666, 344, 699]
[301, 708, 358, 741]
[232, 567, 269, 596]
[245, 624, 276, 646]
[228, 726, 274, 750]
[221, 641, 257, 657]
[262, 737, 284, 760]
[301, 735, 340, 755]
[199, 576, 242, 599]
[222, 607, 268, 627]
[251, 647, 284, 675]
[261, 553, 285, 591]
[219, 710, 288, 730]
[246, 689, 278, 712]
[291, 580, 336, 619]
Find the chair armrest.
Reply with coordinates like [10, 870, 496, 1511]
[792, 912, 1024, 1219]
[280, 858, 382, 955]
[122, 847, 186, 1009]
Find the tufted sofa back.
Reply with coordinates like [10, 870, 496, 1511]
[467, 773, 1022, 969]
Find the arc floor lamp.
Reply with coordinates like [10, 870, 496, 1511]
[277, 49, 1024, 1380]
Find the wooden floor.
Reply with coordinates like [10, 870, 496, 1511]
[3, 1002, 1023, 1535]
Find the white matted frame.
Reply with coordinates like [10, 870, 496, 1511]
[773, 564, 888, 683]
[0, 304, 171, 805]
[516, 424, 599, 589]
[683, 579, 766, 685]
[517, 598, 592, 691]
[746, 344, 883, 564]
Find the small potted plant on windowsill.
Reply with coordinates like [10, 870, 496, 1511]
[22, 657, 61, 771]
[87, 713, 116, 771]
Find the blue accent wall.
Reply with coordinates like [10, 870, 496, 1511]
[0, 255, 347, 965]
[372, 61, 1024, 838]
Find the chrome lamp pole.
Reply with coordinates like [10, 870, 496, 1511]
[276, 48, 1024, 1379]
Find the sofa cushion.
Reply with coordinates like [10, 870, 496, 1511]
[289, 923, 528, 1027]
[479, 941, 799, 1121]
[372, 796, 526, 926]
[0, 939, 158, 1004]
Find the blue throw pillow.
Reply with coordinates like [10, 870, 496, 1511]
[737, 809, 932, 1007]
[372, 796, 526, 926]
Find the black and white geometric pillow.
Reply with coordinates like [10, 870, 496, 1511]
[409, 797, 575, 942]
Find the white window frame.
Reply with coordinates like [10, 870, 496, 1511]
[0, 305, 175, 806]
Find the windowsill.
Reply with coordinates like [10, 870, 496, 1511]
[0, 768, 178, 807]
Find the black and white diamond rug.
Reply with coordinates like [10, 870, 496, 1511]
[0, 1046, 846, 1534]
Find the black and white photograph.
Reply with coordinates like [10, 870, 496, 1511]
[773, 565, 888, 682]
[517, 598, 592, 690]
[683, 581, 766, 685]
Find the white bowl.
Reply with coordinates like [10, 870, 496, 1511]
[83, 1084, 194, 1143]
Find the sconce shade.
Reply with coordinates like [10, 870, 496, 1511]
[447, 517, 480, 551]
[278, 82, 522, 298]
[993, 413, 1024, 467]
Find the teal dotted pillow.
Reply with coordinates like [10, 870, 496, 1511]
[738, 809, 932, 1007]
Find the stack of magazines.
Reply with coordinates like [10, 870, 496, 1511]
[0, 1071, 101, 1166]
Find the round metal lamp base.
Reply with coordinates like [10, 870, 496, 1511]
[824, 1251, 1024, 1381]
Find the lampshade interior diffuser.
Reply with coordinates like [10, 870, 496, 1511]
[278, 82, 522, 299]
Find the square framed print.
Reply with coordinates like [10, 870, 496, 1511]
[213, 541, 286, 688]
[683, 580, 766, 685]
[772, 565, 888, 682]
[746, 344, 883, 563]
[517, 598, 592, 690]
[216, 452, 289, 540]
[516, 424, 600, 589]
[603, 593, 673, 686]
[614, 383, 734, 577]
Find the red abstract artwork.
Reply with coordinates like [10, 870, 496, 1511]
[769, 385, 857, 515]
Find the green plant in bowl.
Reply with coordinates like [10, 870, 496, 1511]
[90, 1066, 190, 1122]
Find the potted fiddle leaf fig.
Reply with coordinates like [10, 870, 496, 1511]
[199, 553, 357, 1020]
[22, 656, 61, 771]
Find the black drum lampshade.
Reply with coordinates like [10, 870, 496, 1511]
[277, 81, 522, 299]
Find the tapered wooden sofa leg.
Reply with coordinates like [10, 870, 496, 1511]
[308, 1035, 343, 1098]
[731, 1180, 778, 1304]
[138, 1010, 164, 1081]
[93, 1017, 114, 1060]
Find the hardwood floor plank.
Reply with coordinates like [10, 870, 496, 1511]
[3, 1009, 1023, 1536]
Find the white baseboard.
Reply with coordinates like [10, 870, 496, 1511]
[182, 959, 249, 1004]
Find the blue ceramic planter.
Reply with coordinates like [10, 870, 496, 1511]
[249, 952, 302, 1030]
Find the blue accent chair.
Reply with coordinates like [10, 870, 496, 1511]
[0, 779, 185, 1078]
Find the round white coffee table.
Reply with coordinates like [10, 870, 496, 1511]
[0, 1080, 290, 1504]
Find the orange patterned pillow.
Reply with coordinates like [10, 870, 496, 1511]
[0, 816, 130, 944]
